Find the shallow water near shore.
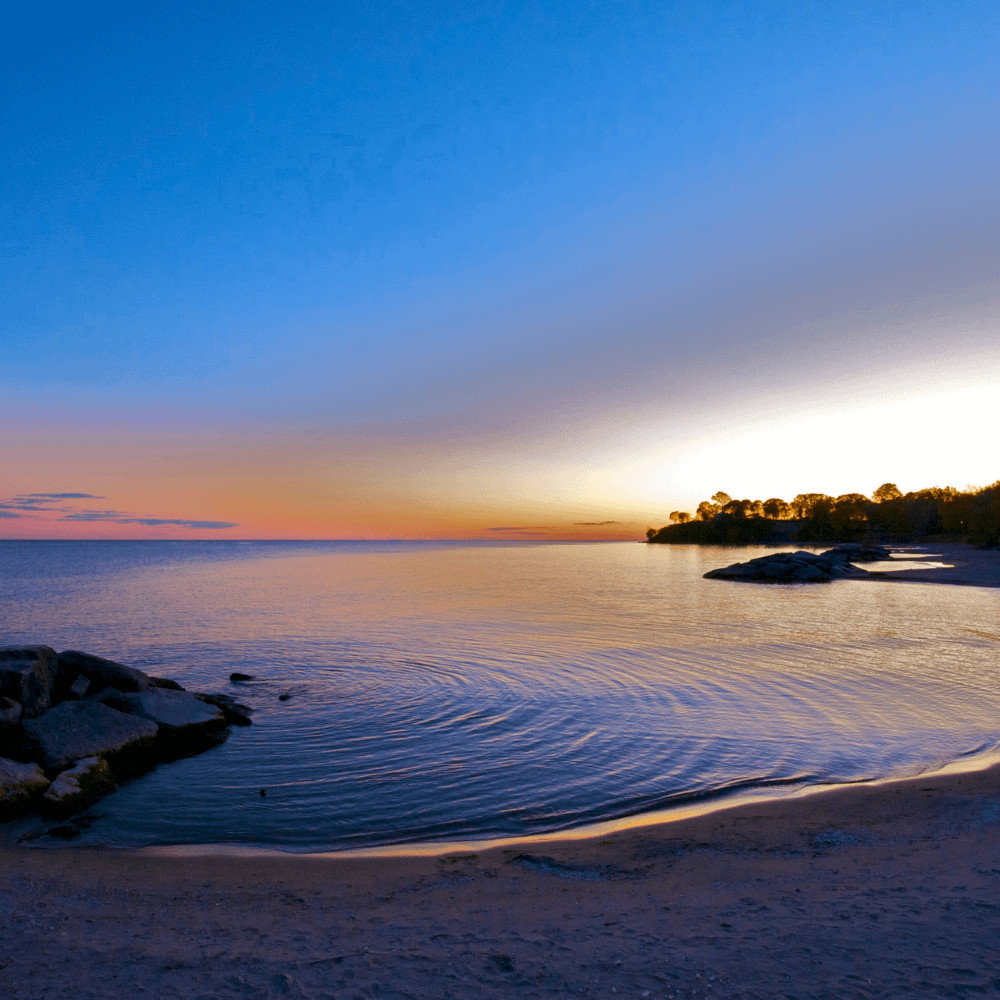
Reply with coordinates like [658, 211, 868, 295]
[2, 539, 999, 851]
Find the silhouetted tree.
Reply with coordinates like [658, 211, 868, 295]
[762, 497, 790, 519]
[873, 482, 903, 503]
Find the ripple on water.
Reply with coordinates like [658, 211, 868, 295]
[1, 540, 998, 850]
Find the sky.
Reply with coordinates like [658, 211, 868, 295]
[3, 0, 1000, 539]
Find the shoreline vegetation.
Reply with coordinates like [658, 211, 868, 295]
[646, 480, 1000, 548]
[4, 757, 1000, 997]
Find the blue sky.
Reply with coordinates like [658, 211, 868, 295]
[4, 1, 1000, 536]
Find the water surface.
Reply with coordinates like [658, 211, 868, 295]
[2, 540, 998, 850]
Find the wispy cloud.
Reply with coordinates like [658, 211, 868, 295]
[573, 520, 621, 526]
[22, 492, 105, 500]
[484, 526, 549, 533]
[0, 492, 237, 531]
[60, 509, 237, 529]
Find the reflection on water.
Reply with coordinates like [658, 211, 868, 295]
[2, 540, 998, 850]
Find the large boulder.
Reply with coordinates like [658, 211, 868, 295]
[0, 696, 22, 729]
[704, 548, 880, 583]
[0, 757, 49, 818]
[117, 689, 226, 755]
[194, 692, 254, 726]
[57, 650, 151, 693]
[21, 701, 158, 774]
[43, 756, 116, 817]
[0, 645, 58, 718]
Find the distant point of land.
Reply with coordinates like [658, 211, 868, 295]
[646, 482, 1000, 548]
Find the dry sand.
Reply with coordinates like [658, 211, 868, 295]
[4, 760, 1000, 999]
[3, 543, 998, 999]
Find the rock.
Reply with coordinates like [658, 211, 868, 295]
[149, 676, 185, 691]
[21, 701, 159, 774]
[229, 672, 254, 682]
[0, 696, 22, 729]
[118, 688, 225, 732]
[194, 692, 254, 726]
[42, 756, 115, 817]
[820, 543, 891, 563]
[68, 675, 90, 699]
[704, 546, 885, 584]
[0, 645, 58, 718]
[0, 757, 49, 818]
[57, 650, 151, 693]
[705, 552, 833, 583]
[116, 689, 226, 756]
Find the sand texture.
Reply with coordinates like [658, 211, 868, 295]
[865, 542, 1000, 587]
[3, 760, 1000, 999]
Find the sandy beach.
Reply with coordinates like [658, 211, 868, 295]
[863, 542, 1000, 588]
[3, 542, 998, 999]
[4, 756, 1000, 999]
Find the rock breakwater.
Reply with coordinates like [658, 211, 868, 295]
[0, 646, 253, 822]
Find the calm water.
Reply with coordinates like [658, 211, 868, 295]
[2, 540, 999, 851]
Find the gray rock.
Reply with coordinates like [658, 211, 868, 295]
[118, 688, 225, 734]
[194, 692, 254, 726]
[0, 757, 49, 818]
[56, 650, 151, 693]
[43, 756, 116, 817]
[0, 645, 58, 718]
[148, 676, 185, 691]
[0, 696, 22, 729]
[69, 675, 90, 699]
[21, 701, 159, 774]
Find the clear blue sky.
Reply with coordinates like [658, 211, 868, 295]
[4, 1, 1000, 536]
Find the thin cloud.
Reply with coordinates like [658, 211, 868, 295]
[573, 520, 621, 526]
[0, 492, 238, 531]
[484, 526, 549, 532]
[60, 510, 238, 529]
[21, 492, 105, 500]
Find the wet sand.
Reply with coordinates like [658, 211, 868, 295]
[4, 759, 1000, 999]
[865, 542, 1000, 587]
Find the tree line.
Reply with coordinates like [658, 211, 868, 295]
[646, 482, 1000, 547]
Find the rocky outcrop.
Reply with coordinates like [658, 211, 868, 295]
[0, 644, 255, 822]
[195, 692, 254, 726]
[56, 650, 151, 693]
[704, 546, 892, 584]
[117, 689, 226, 755]
[0, 696, 22, 729]
[0, 645, 58, 718]
[0, 757, 49, 818]
[22, 701, 159, 774]
[43, 756, 116, 817]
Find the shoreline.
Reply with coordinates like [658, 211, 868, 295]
[5, 756, 1000, 998]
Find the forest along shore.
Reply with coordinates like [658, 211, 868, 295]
[3, 759, 1000, 998]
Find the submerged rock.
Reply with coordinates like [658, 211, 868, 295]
[43, 756, 115, 817]
[0, 645, 58, 718]
[0, 757, 49, 817]
[229, 672, 254, 682]
[21, 700, 159, 774]
[56, 650, 151, 693]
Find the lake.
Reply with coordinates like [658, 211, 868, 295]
[2, 539, 998, 851]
